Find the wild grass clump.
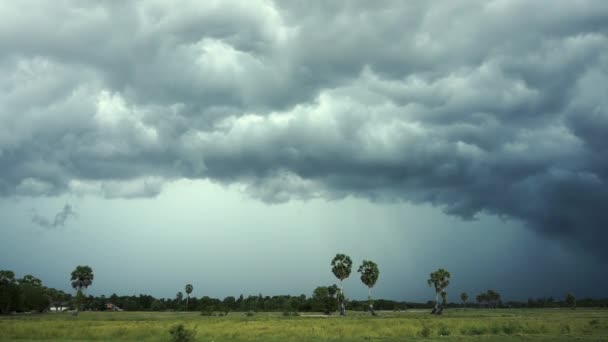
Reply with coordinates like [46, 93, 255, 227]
[200, 309, 213, 316]
[502, 321, 521, 335]
[168, 324, 196, 342]
[460, 325, 487, 335]
[419, 325, 431, 337]
[438, 324, 451, 336]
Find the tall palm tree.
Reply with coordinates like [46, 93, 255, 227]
[70, 265, 94, 315]
[185, 284, 193, 310]
[427, 268, 450, 315]
[357, 260, 379, 316]
[331, 254, 352, 316]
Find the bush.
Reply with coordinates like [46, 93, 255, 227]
[502, 322, 520, 335]
[461, 326, 487, 335]
[200, 309, 214, 316]
[560, 323, 571, 334]
[245, 311, 255, 317]
[438, 324, 451, 336]
[419, 326, 431, 337]
[168, 324, 196, 342]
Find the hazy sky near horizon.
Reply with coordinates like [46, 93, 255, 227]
[1, 1, 608, 302]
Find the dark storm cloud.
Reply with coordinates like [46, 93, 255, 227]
[30, 204, 75, 229]
[1, 1, 608, 258]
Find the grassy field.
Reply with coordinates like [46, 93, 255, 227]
[0, 309, 606, 341]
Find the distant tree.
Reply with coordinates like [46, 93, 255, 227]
[185, 284, 193, 310]
[19, 275, 48, 312]
[176, 292, 183, 307]
[331, 253, 352, 316]
[486, 290, 501, 308]
[19, 275, 42, 288]
[312, 285, 338, 314]
[70, 265, 93, 315]
[478, 292, 490, 308]
[460, 292, 468, 307]
[358, 260, 379, 316]
[427, 268, 450, 315]
[566, 293, 576, 309]
[151, 300, 165, 311]
[0, 270, 21, 314]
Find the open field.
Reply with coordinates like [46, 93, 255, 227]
[0, 309, 607, 341]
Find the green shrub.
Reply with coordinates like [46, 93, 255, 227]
[419, 326, 431, 337]
[502, 322, 520, 335]
[560, 323, 571, 334]
[168, 324, 196, 342]
[461, 326, 487, 335]
[245, 311, 255, 317]
[438, 324, 451, 336]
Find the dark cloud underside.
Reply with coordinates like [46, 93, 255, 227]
[1, 1, 607, 258]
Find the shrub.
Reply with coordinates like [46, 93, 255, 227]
[419, 326, 431, 337]
[168, 324, 196, 342]
[502, 322, 520, 335]
[560, 323, 571, 334]
[461, 326, 487, 335]
[245, 311, 255, 317]
[438, 324, 451, 336]
[200, 309, 214, 316]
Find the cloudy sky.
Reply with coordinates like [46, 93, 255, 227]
[1, 1, 607, 302]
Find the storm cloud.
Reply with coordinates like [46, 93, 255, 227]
[1, 1, 608, 258]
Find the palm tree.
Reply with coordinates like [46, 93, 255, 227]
[357, 260, 379, 316]
[70, 265, 94, 315]
[331, 254, 352, 316]
[427, 268, 450, 315]
[460, 292, 468, 308]
[185, 284, 193, 310]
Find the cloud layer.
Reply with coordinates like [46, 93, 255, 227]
[1, 1, 607, 258]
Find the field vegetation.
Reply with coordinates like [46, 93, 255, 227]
[0, 309, 607, 341]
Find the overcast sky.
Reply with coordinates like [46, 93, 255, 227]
[1, 1, 607, 302]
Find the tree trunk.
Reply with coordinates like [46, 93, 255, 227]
[432, 291, 439, 314]
[339, 280, 345, 316]
[368, 287, 376, 316]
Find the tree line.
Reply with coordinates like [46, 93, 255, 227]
[1, 262, 602, 315]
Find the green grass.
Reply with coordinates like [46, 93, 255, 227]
[0, 309, 607, 341]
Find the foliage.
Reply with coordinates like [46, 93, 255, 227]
[419, 325, 431, 337]
[566, 293, 576, 309]
[168, 324, 196, 342]
[331, 254, 352, 282]
[70, 265, 93, 314]
[427, 268, 450, 292]
[357, 260, 379, 290]
[476, 289, 501, 308]
[70, 266, 94, 292]
[428, 268, 450, 314]
[0, 309, 607, 341]
[312, 285, 338, 314]
[185, 284, 193, 309]
[460, 292, 468, 306]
